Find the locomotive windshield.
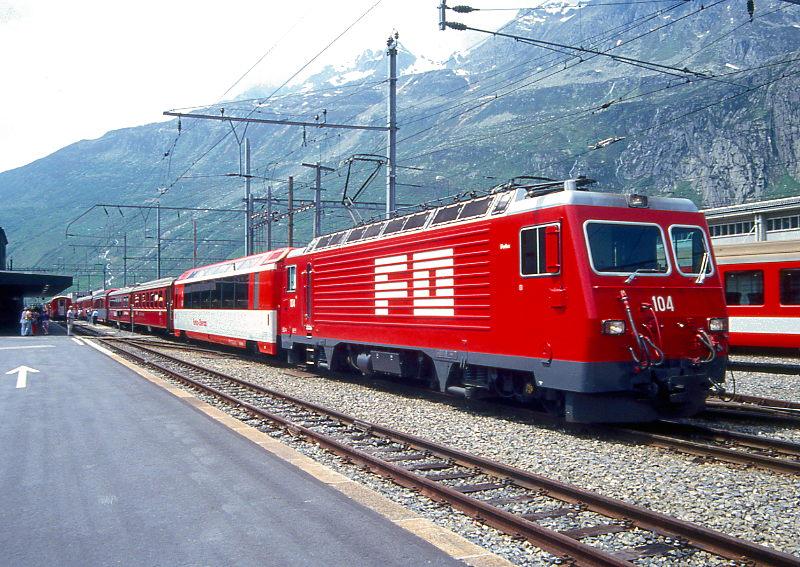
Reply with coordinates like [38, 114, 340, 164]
[670, 226, 713, 276]
[585, 222, 668, 275]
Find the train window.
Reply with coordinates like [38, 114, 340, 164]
[520, 224, 560, 276]
[287, 265, 297, 292]
[780, 269, 800, 305]
[432, 204, 463, 225]
[235, 275, 249, 309]
[458, 197, 493, 220]
[383, 217, 406, 235]
[725, 270, 763, 305]
[670, 226, 713, 276]
[403, 212, 430, 231]
[316, 235, 332, 249]
[346, 227, 366, 243]
[363, 222, 385, 239]
[220, 279, 235, 308]
[585, 222, 668, 275]
[328, 232, 346, 247]
[492, 192, 513, 215]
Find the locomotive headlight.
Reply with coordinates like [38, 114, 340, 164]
[601, 320, 626, 335]
[708, 317, 728, 332]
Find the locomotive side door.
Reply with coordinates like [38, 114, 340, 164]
[279, 263, 301, 337]
[302, 262, 313, 335]
[519, 222, 563, 364]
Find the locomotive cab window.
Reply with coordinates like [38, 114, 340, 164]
[725, 270, 763, 305]
[585, 221, 668, 276]
[520, 223, 560, 276]
[287, 265, 297, 292]
[670, 225, 713, 276]
[780, 269, 800, 305]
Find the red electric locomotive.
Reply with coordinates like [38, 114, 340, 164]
[171, 248, 290, 353]
[277, 181, 728, 422]
[715, 240, 800, 348]
[47, 295, 72, 320]
[129, 278, 173, 332]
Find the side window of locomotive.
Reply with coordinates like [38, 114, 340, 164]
[363, 222, 385, 239]
[346, 227, 366, 243]
[724, 270, 763, 305]
[520, 224, 560, 276]
[458, 197, 493, 220]
[287, 265, 297, 292]
[492, 192, 513, 215]
[585, 222, 668, 275]
[780, 269, 800, 305]
[670, 226, 713, 276]
[432, 204, 463, 225]
[382, 217, 406, 235]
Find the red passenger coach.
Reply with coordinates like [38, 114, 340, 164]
[92, 288, 116, 322]
[75, 294, 94, 318]
[108, 287, 133, 328]
[716, 240, 800, 348]
[172, 248, 289, 354]
[47, 295, 72, 320]
[129, 278, 173, 332]
[279, 181, 728, 422]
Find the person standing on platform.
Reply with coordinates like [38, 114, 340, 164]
[91, 308, 99, 325]
[19, 308, 29, 336]
[31, 308, 39, 335]
[66, 307, 76, 336]
[40, 310, 50, 335]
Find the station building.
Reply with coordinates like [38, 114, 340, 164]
[0, 226, 72, 328]
[703, 195, 800, 245]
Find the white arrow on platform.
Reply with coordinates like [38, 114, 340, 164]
[5, 366, 39, 389]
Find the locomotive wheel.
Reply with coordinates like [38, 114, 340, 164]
[513, 374, 537, 404]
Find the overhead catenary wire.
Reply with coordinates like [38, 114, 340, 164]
[158, 0, 384, 198]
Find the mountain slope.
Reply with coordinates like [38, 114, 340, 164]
[1, 0, 798, 288]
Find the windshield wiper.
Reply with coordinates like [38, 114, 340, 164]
[695, 251, 709, 284]
[624, 268, 662, 284]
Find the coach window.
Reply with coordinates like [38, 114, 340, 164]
[724, 270, 763, 305]
[670, 226, 713, 276]
[220, 278, 235, 308]
[520, 223, 560, 276]
[287, 265, 297, 292]
[780, 269, 800, 305]
[235, 275, 249, 309]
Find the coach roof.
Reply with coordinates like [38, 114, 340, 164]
[175, 247, 291, 285]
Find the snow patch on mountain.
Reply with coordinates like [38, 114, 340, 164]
[329, 69, 375, 86]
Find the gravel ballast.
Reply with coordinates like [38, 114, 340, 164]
[136, 345, 800, 564]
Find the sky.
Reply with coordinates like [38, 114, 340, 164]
[0, 0, 531, 173]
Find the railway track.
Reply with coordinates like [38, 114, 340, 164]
[727, 360, 800, 376]
[75, 325, 800, 475]
[704, 398, 800, 426]
[615, 422, 800, 475]
[94, 337, 798, 566]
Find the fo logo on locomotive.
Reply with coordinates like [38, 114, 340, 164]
[374, 248, 455, 317]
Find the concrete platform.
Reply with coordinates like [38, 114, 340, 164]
[0, 335, 467, 566]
